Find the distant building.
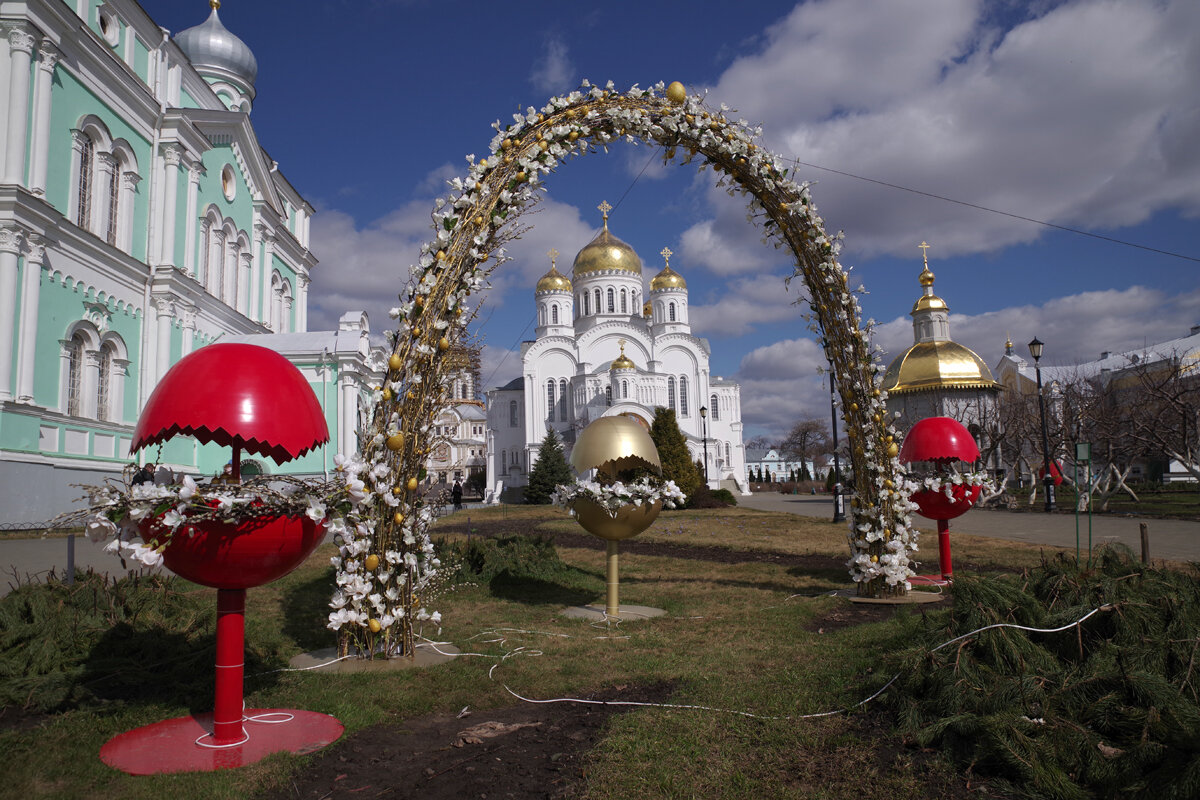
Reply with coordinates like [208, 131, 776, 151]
[486, 205, 746, 501]
[426, 346, 486, 488]
[881, 246, 1001, 470]
[744, 448, 816, 483]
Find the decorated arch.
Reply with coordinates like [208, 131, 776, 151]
[331, 81, 916, 658]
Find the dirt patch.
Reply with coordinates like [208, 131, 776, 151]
[262, 684, 674, 800]
[802, 601, 899, 633]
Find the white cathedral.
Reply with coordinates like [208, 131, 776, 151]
[485, 204, 746, 501]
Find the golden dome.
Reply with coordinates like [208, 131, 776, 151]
[610, 340, 636, 372]
[912, 292, 948, 314]
[642, 300, 652, 317]
[573, 227, 643, 277]
[536, 264, 571, 292]
[882, 341, 1001, 395]
[650, 265, 686, 291]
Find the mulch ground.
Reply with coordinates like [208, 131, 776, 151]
[263, 684, 675, 800]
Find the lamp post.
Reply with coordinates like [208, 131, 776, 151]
[829, 367, 845, 523]
[699, 405, 709, 487]
[1028, 337, 1056, 512]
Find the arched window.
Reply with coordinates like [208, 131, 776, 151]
[551, 304, 558, 324]
[500, 449, 507, 475]
[594, 289, 601, 314]
[539, 306, 545, 326]
[559, 378, 568, 420]
[583, 292, 589, 315]
[605, 385, 612, 406]
[620, 289, 627, 314]
[66, 333, 85, 416]
[724, 441, 732, 462]
[710, 394, 719, 420]
[546, 379, 556, 422]
[76, 137, 94, 229]
[669, 302, 676, 322]
[510, 400, 519, 426]
[668, 377, 676, 411]
[96, 344, 113, 421]
[105, 161, 120, 245]
[607, 288, 615, 313]
[679, 376, 689, 417]
[621, 380, 628, 399]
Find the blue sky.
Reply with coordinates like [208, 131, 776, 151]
[140, 0, 1199, 439]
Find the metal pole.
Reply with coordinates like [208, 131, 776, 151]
[605, 540, 619, 619]
[1034, 360, 1056, 512]
[829, 367, 845, 523]
[701, 416, 708, 486]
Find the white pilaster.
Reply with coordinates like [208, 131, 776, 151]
[3, 23, 36, 186]
[182, 163, 201, 275]
[296, 273, 309, 332]
[15, 233, 45, 402]
[238, 250, 252, 315]
[259, 232, 274, 324]
[81, 349, 101, 418]
[27, 41, 58, 196]
[0, 226, 24, 400]
[250, 223, 263, 320]
[157, 144, 182, 267]
[179, 304, 196, 356]
[153, 296, 174, 381]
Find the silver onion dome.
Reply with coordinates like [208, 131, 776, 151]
[175, 3, 258, 94]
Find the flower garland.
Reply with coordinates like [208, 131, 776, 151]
[346, 77, 916, 624]
[551, 477, 686, 516]
[78, 474, 335, 568]
[909, 469, 994, 502]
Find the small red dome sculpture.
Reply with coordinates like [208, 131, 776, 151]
[101, 342, 341, 775]
[899, 416, 982, 584]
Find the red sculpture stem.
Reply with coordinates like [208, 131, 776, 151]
[213, 588, 246, 744]
[937, 519, 953, 582]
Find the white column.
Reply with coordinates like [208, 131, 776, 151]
[27, 41, 58, 196]
[153, 296, 174, 381]
[180, 305, 196, 356]
[283, 295, 294, 333]
[157, 144, 182, 267]
[296, 274, 309, 332]
[15, 234, 44, 402]
[341, 377, 357, 456]
[0, 226, 24, 400]
[259, 232, 274, 324]
[182, 163, 201, 275]
[3, 24, 36, 185]
[119, 171, 141, 253]
[222, 236, 236, 305]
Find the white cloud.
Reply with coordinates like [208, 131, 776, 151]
[530, 36, 573, 95]
[690, 272, 808, 337]
[681, 0, 1200, 265]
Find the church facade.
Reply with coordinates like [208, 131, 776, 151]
[485, 206, 746, 500]
[0, 1, 376, 523]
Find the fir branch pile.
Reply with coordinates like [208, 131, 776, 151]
[890, 545, 1200, 799]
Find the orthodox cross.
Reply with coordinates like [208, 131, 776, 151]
[660, 246, 672, 267]
[598, 200, 612, 229]
[918, 240, 931, 267]
[548, 247, 559, 268]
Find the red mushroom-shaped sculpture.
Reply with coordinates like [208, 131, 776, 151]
[899, 416, 982, 584]
[101, 343, 342, 775]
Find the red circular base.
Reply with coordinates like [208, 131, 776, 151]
[100, 709, 343, 774]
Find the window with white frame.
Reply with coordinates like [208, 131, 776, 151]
[668, 377, 676, 411]
[66, 333, 85, 416]
[607, 288, 614, 312]
[546, 379, 555, 422]
[510, 400, 519, 426]
[679, 375, 689, 416]
[559, 379, 568, 420]
[710, 394, 719, 421]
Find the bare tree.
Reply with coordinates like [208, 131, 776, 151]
[745, 434, 777, 450]
[1105, 349, 1200, 482]
[780, 416, 830, 466]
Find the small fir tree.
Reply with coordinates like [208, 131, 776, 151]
[800, 463, 812, 481]
[525, 431, 573, 504]
[649, 407, 702, 500]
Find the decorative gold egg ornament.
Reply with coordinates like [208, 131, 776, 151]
[567, 415, 664, 620]
[666, 81, 687, 104]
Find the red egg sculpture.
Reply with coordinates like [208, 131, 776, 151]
[899, 416, 982, 583]
[100, 343, 341, 775]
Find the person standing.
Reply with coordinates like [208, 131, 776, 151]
[452, 480, 463, 511]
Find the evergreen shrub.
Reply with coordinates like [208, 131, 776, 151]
[890, 545, 1200, 799]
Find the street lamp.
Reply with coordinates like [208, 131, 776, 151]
[829, 367, 845, 523]
[1028, 337, 1056, 512]
[699, 406, 709, 486]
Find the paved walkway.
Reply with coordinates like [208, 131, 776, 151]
[739, 492, 1200, 563]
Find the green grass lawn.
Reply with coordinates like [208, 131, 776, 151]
[0, 506, 1089, 799]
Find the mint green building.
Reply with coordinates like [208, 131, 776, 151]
[0, 1, 379, 523]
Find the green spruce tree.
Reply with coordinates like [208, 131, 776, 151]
[649, 407, 702, 500]
[525, 430, 574, 504]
